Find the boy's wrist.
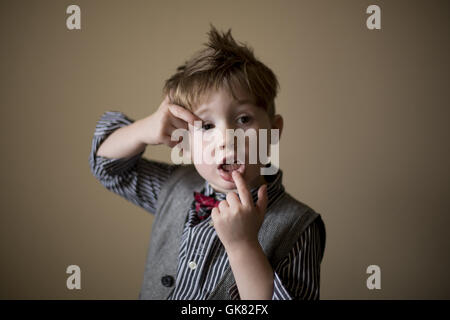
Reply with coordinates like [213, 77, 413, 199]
[135, 114, 156, 146]
[224, 238, 261, 257]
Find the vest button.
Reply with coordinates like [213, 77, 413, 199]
[161, 275, 174, 287]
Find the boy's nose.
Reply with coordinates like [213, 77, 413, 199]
[216, 127, 235, 150]
[217, 134, 246, 166]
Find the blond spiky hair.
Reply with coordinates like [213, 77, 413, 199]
[163, 24, 279, 118]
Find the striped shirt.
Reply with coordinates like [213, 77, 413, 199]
[89, 111, 324, 300]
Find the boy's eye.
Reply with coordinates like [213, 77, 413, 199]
[202, 123, 214, 131]
[237, 115, 251, 125]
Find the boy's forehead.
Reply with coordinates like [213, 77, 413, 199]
[193, 87, 255, 115]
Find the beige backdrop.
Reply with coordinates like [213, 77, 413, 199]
[1, 0, 449, 299]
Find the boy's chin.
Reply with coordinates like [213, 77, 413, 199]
[209, 180, 237, 193]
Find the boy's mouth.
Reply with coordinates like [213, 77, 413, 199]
[217, 157, 245, 182]
[220, 163, 242, 171]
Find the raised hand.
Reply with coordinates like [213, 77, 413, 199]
[211, 170, 268, 253]
[140, 95, 201, 147]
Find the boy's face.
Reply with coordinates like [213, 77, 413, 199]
[188, 86, 282, 194]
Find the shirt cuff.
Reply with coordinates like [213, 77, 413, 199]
[89, 111, 144, 178]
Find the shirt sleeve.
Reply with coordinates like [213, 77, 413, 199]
[228, 218, 323, 300]
[89, 110, 181, 215]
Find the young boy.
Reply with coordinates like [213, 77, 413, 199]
[89, 25, 326, 300]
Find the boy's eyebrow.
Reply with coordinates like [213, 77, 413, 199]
[194, 99, 255, 116]
[194, 107, 209, 117]
[233, 99, 254, 106]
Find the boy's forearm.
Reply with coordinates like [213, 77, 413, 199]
[226, 241, 274, 300]
[96, 116, 149, 159]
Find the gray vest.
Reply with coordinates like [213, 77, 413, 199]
[139, 165, 326, 299]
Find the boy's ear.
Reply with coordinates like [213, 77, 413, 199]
[271, 114, 284, 140]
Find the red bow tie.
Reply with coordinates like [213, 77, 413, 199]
[193, 191, 220, 220]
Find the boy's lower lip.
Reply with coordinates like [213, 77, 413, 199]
[218, 164, 245, 182]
